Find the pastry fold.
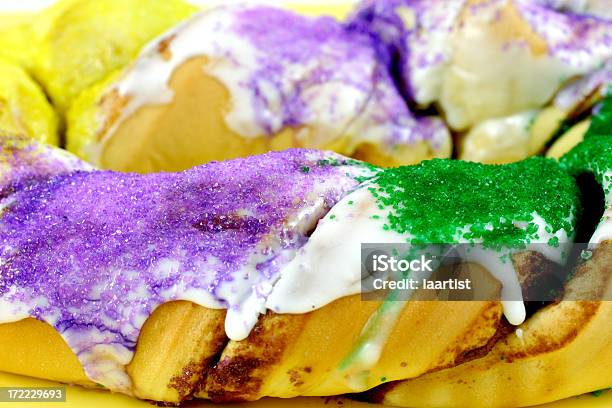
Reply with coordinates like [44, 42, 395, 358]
[31, 0, 197, 113]
[0, 61, 58, 145]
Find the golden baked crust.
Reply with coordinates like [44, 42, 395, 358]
[0, 250, 577, 405]
[203, 297, 502, 402]
[0, 301, 226, 403]
[0, 318, 93, 387]
[0, 268, 502, 404]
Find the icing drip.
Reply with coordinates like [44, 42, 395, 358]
[100, 5, 449, 162]
[0, 149, 373, 390]
[266, 186, 408, 313]
[339, 300, 406, 391]
[515, 327, 524, 341]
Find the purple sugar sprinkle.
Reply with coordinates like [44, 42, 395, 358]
[0, 135, 91, 196]
[349, 0, 612, 108]
[0, 148, 370, 383]
[513, 1, 611, 66]
[224, 6, 448, 149]
[348, 0, 461, 103]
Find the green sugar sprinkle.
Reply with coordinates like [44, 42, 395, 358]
[368, 158, 580, 249]
[560, 135, 612, 201]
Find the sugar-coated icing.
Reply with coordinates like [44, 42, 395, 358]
[349, 0, 612, 129]
[95, 5, 449, 163]
[0, 148, 372, 390]
[272, 158, 579, 316]
[0, 135, 92, 195]
[348, 0, 464, 106]
[516, 0, 612, 66]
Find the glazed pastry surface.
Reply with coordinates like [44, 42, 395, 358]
[0, 146, 371, 390]
[67, 5, 451, 172]
[0, 135, 581, 396]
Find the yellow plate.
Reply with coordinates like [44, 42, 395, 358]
[1, 371, 610, 408]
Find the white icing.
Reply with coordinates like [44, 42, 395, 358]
[395, 0, 465, 106]
[457, 246, 526, 325]
[266, 185, 408, 313]
[0, 285, 30, 324]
